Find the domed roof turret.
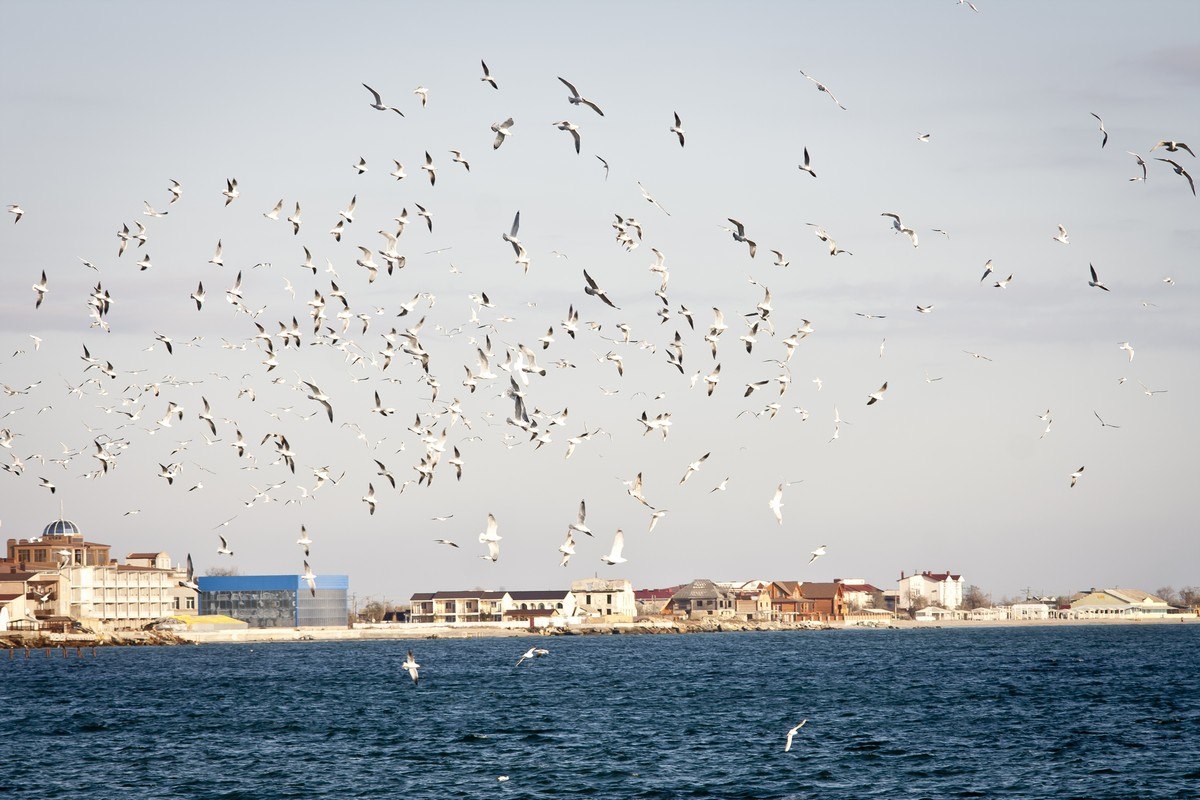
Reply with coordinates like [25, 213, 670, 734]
[43, 519, 80, 537]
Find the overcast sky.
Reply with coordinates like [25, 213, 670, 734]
[2, 1, 1197, 604]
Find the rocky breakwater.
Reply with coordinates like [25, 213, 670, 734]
[556, 618, 835, 636]
[0, 630, 195, 650]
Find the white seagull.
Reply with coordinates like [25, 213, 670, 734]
[558, 77, 604, 116]
[600, 529, 626, 565]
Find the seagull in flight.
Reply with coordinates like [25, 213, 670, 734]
[401, 650, 420, 685]
[217, 535, 233, 556]
[1150, 140, 1195, 157]
[1053, 224, 1070, 244]
[600, 529, 626, 565]
[1069, 466, 1085, 488]
[583, 270, 619, 309]
[553, 120, 582, 153]
[670, 112, 685, 147]
[799, 69, 847, 110]
[516, 646, 549, 667]
[362, 83, 404, 115]
[768, 483, 784, 525]
[1090, 113, 1107, 148]
[785, 720, 808, 752]
[491, 117, 515, 150]
[638, 182, 670, 216]
[1127, 151, 1148, 181]
[725, 218, 756, 258]
[808, 545, 827, 564]
[1155, 158, 1196, 196]
[1093, 411, 1120, 429]
[558, 77, 604, 116]
[1118, 341, 1134, 362]
[1088, 264, 1110, 292]
[480, 60, 498, 89]
[797, 147, 816, 178]
[866, 382, 888, 405]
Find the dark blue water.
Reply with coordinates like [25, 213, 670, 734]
[2, 626, 1198, 798]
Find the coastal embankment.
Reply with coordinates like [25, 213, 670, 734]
[5, 615, 1195, 649]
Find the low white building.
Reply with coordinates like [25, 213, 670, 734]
[571, 578, 636, 620]
[1010, 602, 1052, 620]
[968, 606, 1011, 621]
[899, 570, 964, 610]
[915, 606, 961, 621]
[1069, 588, 1172, 618]
[834, 578, 885, 610]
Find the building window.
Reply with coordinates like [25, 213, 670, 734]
[586, 595, 592, 605]
[186, 596, 195, 610]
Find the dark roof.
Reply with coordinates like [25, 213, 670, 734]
[916, 572, 962, 582]
[419, 590, 511, 600]
[507, 590, 569, 601]
[671, 579, 729, 601]
[839, 583, 884, 594]
[800, 582, 844, 600]
[504, 608, 556, 617]
[0, 593, 23, 602]
[0, 572, 39, 583]
[126, 552, 166, 559]
[635, 587, 679, 600]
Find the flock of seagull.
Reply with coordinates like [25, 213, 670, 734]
[3, 4, 1192, 772]
[2, 52, 1188, 574]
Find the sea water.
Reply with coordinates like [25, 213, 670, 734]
[1, 625, 1197, 798]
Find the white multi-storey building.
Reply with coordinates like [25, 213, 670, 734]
[571, 578, 636, 620]
[898, 570, 964, 610]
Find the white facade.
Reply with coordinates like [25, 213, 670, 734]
[571, 578, 636, 619]
[1069, 589, 1172, 618]
[1010, 603, 1052, 620]
[69, 565, 178, 628]
[898, 571, 964, 610]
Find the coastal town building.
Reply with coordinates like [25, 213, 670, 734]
[0, 516, 197, 631]
[2, 518, 112, 572]
[407, 588, 581, 625]
[633, 587, 679, 616]
[1010, 602, 1052, 620]
[766, 581, 816, 622]
[898, 570, 964, 610]
[663, 579, 736, 619]
[799, 582, 846, 621]
[571, 578, 636, 621]
[1068, 588, 1172, 618]
[833, 578, 885, 610]
[198, 574, 349, 628]
[505, 590, 577, 620]
[409, 590, 510, 623]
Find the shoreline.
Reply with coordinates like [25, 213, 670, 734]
[2, 615, 1195, 648]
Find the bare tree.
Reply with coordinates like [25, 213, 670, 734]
[1178, 586, 1199, 610]
[360, 598, 395, 623]
[961, 585, 992, 610]
[204, 566, 240, 577]
[905, 590, 930, 618]
[1155, 586, 1179, 606]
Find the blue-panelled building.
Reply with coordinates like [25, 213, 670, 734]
[198, 574, 349, 628]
